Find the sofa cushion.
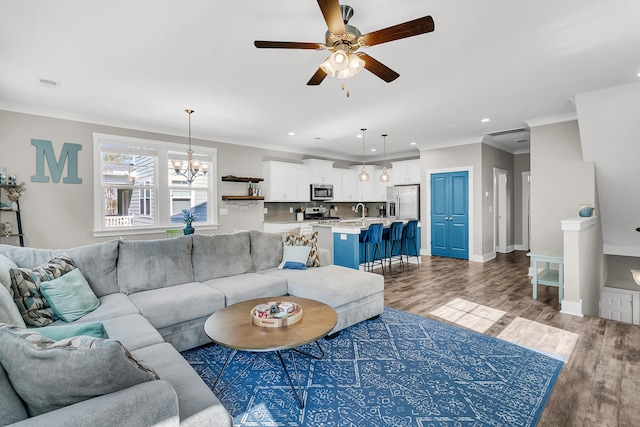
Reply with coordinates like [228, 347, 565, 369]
[192, 232, 253, 282]
[70, 292, 140, 322]
[203, 273, 288, 306]
[283, 231, 320, 267]
[249, 230, 283, 271]
[262, 265, 384, 308]
[9, 254, 76, 327]
[66, 239, 119, 297]
[99, 314, 165, 351]
[40, 268, 100, 322]
[117, 236, 194, 295]
[128, 282, 225, 329]
[0, 324, 159, 417]
[132, 342, 232, 426]
[0, 244, 57, 269]
[35, 321, 108, 341]
[278, 245, 311, 269]
[0, 363, 28, 425]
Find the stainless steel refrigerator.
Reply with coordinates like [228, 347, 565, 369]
[387, 185, 420, 220]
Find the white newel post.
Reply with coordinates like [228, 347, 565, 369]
[560, 216, 598, 317]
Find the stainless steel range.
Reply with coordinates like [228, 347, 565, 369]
[304, 206, 340, 222]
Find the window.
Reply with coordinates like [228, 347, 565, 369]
[93, 133, 217, 236]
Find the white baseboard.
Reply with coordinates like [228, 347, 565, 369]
[514, 244, 529, 251]
[560, 299, 584, 317]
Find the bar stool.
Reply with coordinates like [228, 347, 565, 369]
[358, 228, 369, 270]
[384, 221, 405, 272]
[402, 220, 420, 266]
[362, 223, 385, 274]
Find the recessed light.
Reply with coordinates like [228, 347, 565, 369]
[370, 148, 377, 152]
[481, 118, 491, 123]
[288, 132, 295, 136]
[356, 134, 362, 138]
[637, 71, 640, 77]
[410, 142, 416, 145]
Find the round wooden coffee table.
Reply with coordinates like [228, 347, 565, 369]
[204, 296, 338, 408]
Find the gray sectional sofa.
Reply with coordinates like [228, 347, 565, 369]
[0, 230, 384, 427]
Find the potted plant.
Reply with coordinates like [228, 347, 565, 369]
[181, 209, 199, 235]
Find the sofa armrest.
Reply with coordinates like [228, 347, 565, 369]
[9, 380, 179, 427]
[318, 247, 331, 266]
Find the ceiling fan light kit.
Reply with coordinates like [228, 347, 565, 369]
[254, 1, 434, 86]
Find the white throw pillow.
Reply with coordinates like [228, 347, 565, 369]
[0, 284, 26, 327]
[0, 254, 17, 294]
[277, 245, 311, 270]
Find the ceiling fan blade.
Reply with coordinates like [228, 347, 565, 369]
[254, 41, 322, 50]
[317, 0, 345, 35]
[307, 68, 328, 86]
[363, 16, 434, 47]
[360, 54, 400, 83]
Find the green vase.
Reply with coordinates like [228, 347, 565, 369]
[183, 225, 194, 235]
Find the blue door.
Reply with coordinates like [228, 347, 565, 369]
[431, 171, 469, 259]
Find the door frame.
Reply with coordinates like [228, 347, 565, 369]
[424, 166, 475, 260]
[493, 167, 508, 253]
[520, 171, 531, 251]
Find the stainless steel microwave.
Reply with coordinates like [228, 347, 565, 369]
[310, 183, 334, 201]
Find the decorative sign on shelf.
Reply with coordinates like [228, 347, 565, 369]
[31, 139, 82, 184]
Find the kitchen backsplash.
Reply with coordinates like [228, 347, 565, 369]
[263, 202, 383, 222]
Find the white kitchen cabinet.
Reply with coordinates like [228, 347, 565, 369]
[263, 161, 311, 202]
[391, 159, 421, 185]
[341, 169, 359, 202]
[263, 221, 315, 234]
[350, 165, 378, 201]
[373, 168, 393, 201]
[331, 169, 344, 201]
[302, 159, 334, 184]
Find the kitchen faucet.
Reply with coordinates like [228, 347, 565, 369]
[355, 203, 366, 221]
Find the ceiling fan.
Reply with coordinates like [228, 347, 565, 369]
[254, 0, 435, 85]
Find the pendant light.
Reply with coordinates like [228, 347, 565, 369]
[171, 109, 209, 185]
[358, 128, 369, 182]
[379, 133, 390, 182]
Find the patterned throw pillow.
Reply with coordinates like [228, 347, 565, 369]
[9, 254, 76, 327]
[283, 231, 320, 267]
[0, 324, 159, 416]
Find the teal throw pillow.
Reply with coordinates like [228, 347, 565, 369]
[40, 269, 100, 322]
[34, 321, 108, 341]
[278, 245, 311, 270]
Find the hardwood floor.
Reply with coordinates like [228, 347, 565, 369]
[379, 251, 640, 427]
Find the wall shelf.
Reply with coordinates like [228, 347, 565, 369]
[221, 196, 264, 201]
[221, 175, 264, 183]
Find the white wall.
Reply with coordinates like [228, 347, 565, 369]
[529, 120, 596, 253]
[575, 81, 640, 256]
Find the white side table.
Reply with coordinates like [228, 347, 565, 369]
[527, 251, 564, 302]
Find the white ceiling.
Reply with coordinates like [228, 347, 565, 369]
[1, 1, 640, 162]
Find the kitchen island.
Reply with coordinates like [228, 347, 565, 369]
[313, 219, 421, 270]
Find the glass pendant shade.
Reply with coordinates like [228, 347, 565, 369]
[380, 166, 390, 182]
[359, 166, 369, 182]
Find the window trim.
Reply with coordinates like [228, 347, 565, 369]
[92, 133, 218, 237]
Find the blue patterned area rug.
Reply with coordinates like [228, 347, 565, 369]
[182, 308, 563, 426]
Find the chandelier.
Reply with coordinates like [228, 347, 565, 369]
[358, 128, 369, 182]
[171, 109, 208, 185]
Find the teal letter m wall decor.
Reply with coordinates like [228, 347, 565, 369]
[31, 139, 82, 184]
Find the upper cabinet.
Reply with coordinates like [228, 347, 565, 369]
[350, 165, 378, 201]
[391, 159, 421, 185]
[302, 159, 334, 184]
[263, 161, 311, 202]
[373, 169, 393, 201]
